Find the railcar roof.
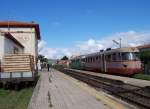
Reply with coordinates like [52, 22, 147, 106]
[71, 47, 139, 60]
[104, 47, 139, 54]
[81, 47, 139, 58]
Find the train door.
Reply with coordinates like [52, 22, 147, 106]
[102, 54, 107, 72]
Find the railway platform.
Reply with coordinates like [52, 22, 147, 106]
[65, 68, 150, 87]
[28, 68, 137, 109]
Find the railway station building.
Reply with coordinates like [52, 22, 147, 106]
[0, 21, 41, 71]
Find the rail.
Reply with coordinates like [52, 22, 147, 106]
[63, 69, 150, 109]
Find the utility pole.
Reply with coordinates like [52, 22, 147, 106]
[119, 38, 122, 48]
[112, 38, 122, 48]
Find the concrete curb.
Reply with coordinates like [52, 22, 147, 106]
[27, 76, 41, 109]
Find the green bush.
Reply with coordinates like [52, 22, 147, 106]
[140, 51, 150, 74]
[132, 73, 150, 81]
[52, 64, 64, 71]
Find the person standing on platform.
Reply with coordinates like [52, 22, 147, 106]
[47, 63, 50, 72]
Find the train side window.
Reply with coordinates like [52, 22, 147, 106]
[81, 59, 83, 62]
[94, 57, 95, 62]
[96, 56, 98, 61]
[118, 53, 122, 60]
[112, 53, 117, 61]
[82, 59, 84, 62]
[106, 54, 111, 61]
[99, 55, 101, 61]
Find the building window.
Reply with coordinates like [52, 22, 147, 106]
[13, 47, 19, 54]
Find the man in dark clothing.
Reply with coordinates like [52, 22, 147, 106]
[47, 63, 50, 72]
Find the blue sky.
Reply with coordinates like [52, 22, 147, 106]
[1, 0, 150, 58]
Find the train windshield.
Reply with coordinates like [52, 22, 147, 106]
[121, 52, 139, 60]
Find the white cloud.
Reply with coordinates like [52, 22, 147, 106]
[38, 41, 72, 59]
[38, 40, 46, 52]
[38, 30, 150, 59]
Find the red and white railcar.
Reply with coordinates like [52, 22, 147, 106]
[80, 47, 142, 75]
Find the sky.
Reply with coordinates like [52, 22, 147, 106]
[0, 0, 150, 59]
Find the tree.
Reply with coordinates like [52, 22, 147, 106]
[38, 54, 48, 63]
[140, 51, 150, 74]
[38, 55, 45, 63]
[61, 56, 69, 60]
[140, 51, 150, 64]
[43, 57, 48, 63]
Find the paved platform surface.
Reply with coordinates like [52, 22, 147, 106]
[66, 68, 150, 87]
[28, 69, 137, 109]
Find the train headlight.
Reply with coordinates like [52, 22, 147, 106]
[123, 64, 127, 68]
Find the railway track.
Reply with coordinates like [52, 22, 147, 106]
[63, 69, 150, 109]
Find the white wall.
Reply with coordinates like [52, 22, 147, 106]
[0, 32, 4, 60]
[0, 32, 24, 72]
[0, 28, 38, 57]
[4, 37, 24, 54]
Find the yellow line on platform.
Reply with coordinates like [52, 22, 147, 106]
[59, 72, 124, 109]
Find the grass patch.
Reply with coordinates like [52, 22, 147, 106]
[0, 87, 33, 109]
[132, 73, 150, 81]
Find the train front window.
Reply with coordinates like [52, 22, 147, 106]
[121, 52, 139, 60]
[132, 52, 140, 60]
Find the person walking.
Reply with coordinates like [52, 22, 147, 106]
[47, 63, 50, 72]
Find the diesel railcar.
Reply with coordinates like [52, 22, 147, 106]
[70, 47, 142, 75]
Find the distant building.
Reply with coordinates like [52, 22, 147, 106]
[58, 60, 70, 68]
[0, 21, 41, 71]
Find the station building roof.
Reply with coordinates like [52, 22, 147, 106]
[0, 21, 41, 40]
[4, 32, 24, 48]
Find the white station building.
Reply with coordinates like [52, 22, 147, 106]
[0, 21, 41, 72]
